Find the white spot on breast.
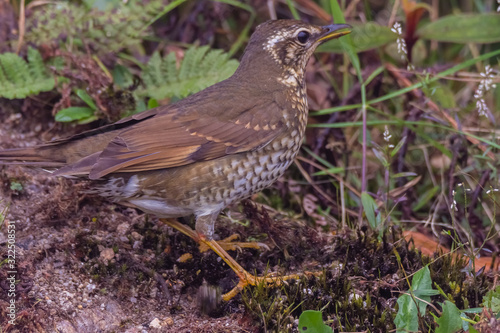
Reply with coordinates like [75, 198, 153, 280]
[271, 151, 282, 164]
[278, 75, 297, 87]
[234, 177, 247, 189]
[243, 160, 252, 169]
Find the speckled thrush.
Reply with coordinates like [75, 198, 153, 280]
[0, 20, 351, 300]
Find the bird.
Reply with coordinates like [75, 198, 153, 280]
[0, 19, 351, 301]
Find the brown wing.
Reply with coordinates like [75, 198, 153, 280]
[83, 85, 287, 179]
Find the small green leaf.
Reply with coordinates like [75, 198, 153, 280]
[298, 310, 333, 333]
[418, 14, 500, 44]
[112, 64, 134, 88]
[394, 294, 419, 333]
[55, 106, 95, 122]
[469, 326, 479, 333]
[435, 301, 463, 333]
[10, 181, 23, 192]
[77, 115, 98, 125]
[147, 98, 159, 109]
[76, 89, 97, 110]
[361, 192, 377, 229]
[391, 137, 407, 157]
[318, 22, 398, 54]
[411, 266, 433, 313]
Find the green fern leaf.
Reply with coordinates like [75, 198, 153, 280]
[179, 46, 210, 81]
[0, 48, 55, 99]
[161, 52, 177, 84]
[138, 46, 239, 101]
[27, 47, 47, 79]
[2, 53, 30, 86]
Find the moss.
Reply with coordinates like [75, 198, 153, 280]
[241, 227, 493, 332]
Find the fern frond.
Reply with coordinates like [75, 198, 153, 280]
[0, 47, 55, 99]
[138, 46, 239, 100]
[161, 52, 177, 84]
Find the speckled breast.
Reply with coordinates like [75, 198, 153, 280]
[219, 132, 303, 205]
[176, 129, 304, 210]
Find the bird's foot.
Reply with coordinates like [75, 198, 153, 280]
[159, 218, 319, 302]
[221, 268, 310, 301]
[199, 236, 319, 301]
[198, 234, 269, 253]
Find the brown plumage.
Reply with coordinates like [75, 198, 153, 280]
[0, 19, 351, 300]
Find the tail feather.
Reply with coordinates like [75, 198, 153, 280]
[0, 147, 65, 167]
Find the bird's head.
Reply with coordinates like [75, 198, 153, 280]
[235, 19, 351, 87]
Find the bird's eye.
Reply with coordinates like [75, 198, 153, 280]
[297, 31, 310, 44]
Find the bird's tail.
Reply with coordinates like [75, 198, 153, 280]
[0, 146, 65, 167]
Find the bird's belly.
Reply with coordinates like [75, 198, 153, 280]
[98, 145, 298, 218]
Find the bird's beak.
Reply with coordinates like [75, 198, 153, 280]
[317, 24, 352, 43]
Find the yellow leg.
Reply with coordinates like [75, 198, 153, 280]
[160, 218, 314, 301]
[201, 236, 308, 301]
[160, 218, 267, 252]
[198, 233, 270, 253]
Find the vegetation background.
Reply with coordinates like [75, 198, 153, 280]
[0, 0, 499, 332]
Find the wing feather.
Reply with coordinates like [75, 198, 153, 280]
[73, 82, 288, 179]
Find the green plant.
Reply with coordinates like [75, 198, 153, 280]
[298, 310, 333, 333]
[482, 286, 500, 314]
[9, 181, 23, 192]
[394, 266, 439, 332]
[394, 264, 487, 333]
[55, 89, 99, 124]
[137, 46, 239, 101]
[0, 47, 55, 99]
